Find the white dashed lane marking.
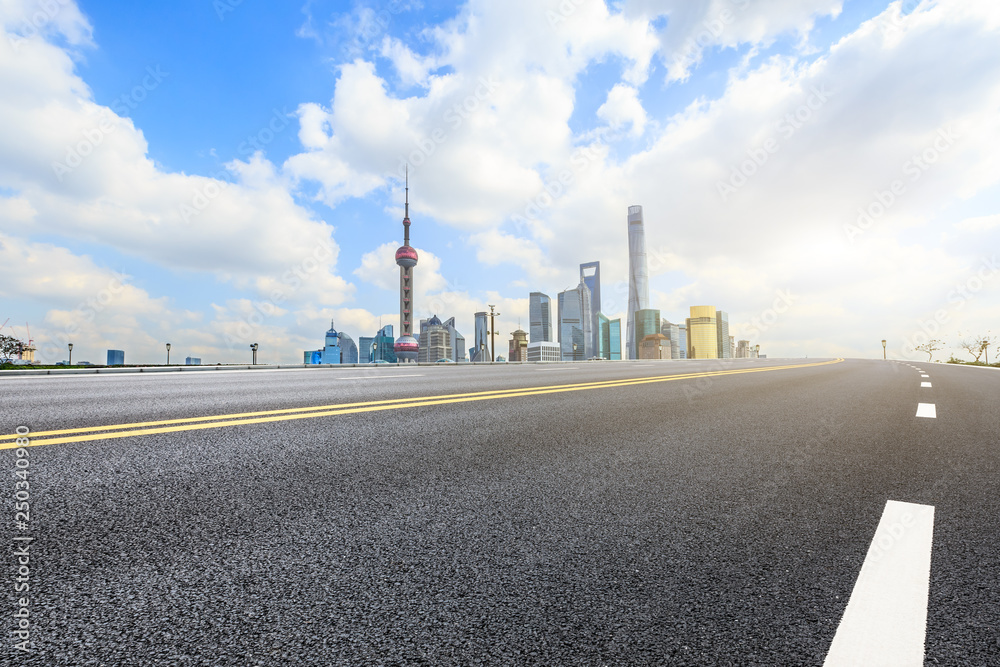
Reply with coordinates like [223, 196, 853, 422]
[921, 382, 932, 388]
[824, 500, 935, 667]
[916, 403, 937, 419]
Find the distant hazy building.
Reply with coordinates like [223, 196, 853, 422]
[626, 205, 649, 359]
[529, 292, 554, 343]
[737, 339, 752, 359]
[634, 308, 661, 356]
[609, 318, 622, 360]
[508, 328, 529, 362]
[639, 333, 671, 360]
[340, 332, 359, 364]
[472, 311, 490, 361]
[596, 313, 622, 360]
[687, 306, 718, 359]
[527, 341, 561, 362]
[418, 315, 453, 363]
[661, 320, 681, 360]
[580, 261, 601, 354]
[716, 310, 731, 359]
[558, 281, 592, 361]
[107, 349, 124, 366]
[678, 325, 688, 359]
[729, 335, 736, 359]
[185, 356, 201, 366]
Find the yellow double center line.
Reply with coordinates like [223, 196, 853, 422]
[1, 359, 843, 449]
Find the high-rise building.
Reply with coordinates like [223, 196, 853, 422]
[634, 308, 661, 355]
[527, 341, 561, 362]
[529, 292, 553, 343]
[340, 332, 359, 364]
[322, 320, 342, 364]
[598, 313, 610, 360]
[185, 356, 201, 366]
[687, 306, 718, 359]
[418, 315, 453, 363]
[107, 349, 124, 366]
[508, 328, 529, 362]
[737, 339, 751, 359]
[716, 310, 731, 359]
[580, 261, 601, 354]
[558, 281, 591, 361]
[472, 311, 490, 361]
[626, 205, 649, 360]
[394, 171, 419, 363]
[729, 335, 736, 359]
[609, 318, 622, 360]
[360, 324, 397, 363]
[678, 325, 688, 359]
[661, 320, 681, 360]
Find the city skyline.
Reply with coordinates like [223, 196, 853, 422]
[2, 1, 999, 365]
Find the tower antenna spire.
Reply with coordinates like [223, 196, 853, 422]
[405, 165, 409, 220]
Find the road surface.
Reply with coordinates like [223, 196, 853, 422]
[1, 358, 997, 665]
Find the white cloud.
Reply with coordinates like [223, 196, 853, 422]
[597, 84, 648, 138]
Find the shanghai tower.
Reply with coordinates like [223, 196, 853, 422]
[394, 170, 419, 363]
[625, 205, 649, 360]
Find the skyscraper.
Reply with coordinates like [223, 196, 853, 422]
[661, 319, 681, 360]
[322, 320, 341, 364]
[687, 306, 718, 359]
[340, 332, 359, 364]
[626, 205, 649, 360]
[598, 312, 610, 360]
[716, 310, 731, 359]
[394, 170, 419, 363]
[634, 308, 661, 355]
[609, 319, 622, 360]
[678, 324, 688, 359]
[580, 261, 601, 354]
[529, 292, 553, 343]
[472, 311, 490, 361]
[557, 282, 591, 361]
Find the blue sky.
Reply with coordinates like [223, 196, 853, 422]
[2, 0, 999, 364]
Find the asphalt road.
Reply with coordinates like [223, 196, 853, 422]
[1, 358, 998, 665]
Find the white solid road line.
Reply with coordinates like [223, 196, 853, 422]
[916, 403, 937, 418]
[921, 382, 932, 388]
[824, 500, 935, 667]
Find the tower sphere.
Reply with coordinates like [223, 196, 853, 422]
[395, 245, 418, 268]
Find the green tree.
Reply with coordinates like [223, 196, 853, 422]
[0, 334, 22, 363]
[914, 339, 943, 362]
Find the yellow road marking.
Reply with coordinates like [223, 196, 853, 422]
[2, 359, 843, 448]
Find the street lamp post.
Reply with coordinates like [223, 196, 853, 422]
[165, 343, 171, 365]
[754, 344, 760, 359]
[250, 343, 258, 365]
[881, 339, 886, 360]
[68, 342, 73, 366]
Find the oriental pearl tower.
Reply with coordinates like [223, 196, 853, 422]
[393, 169, 419, 363]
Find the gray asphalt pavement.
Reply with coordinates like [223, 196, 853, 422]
[1, 358, 998, 665]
